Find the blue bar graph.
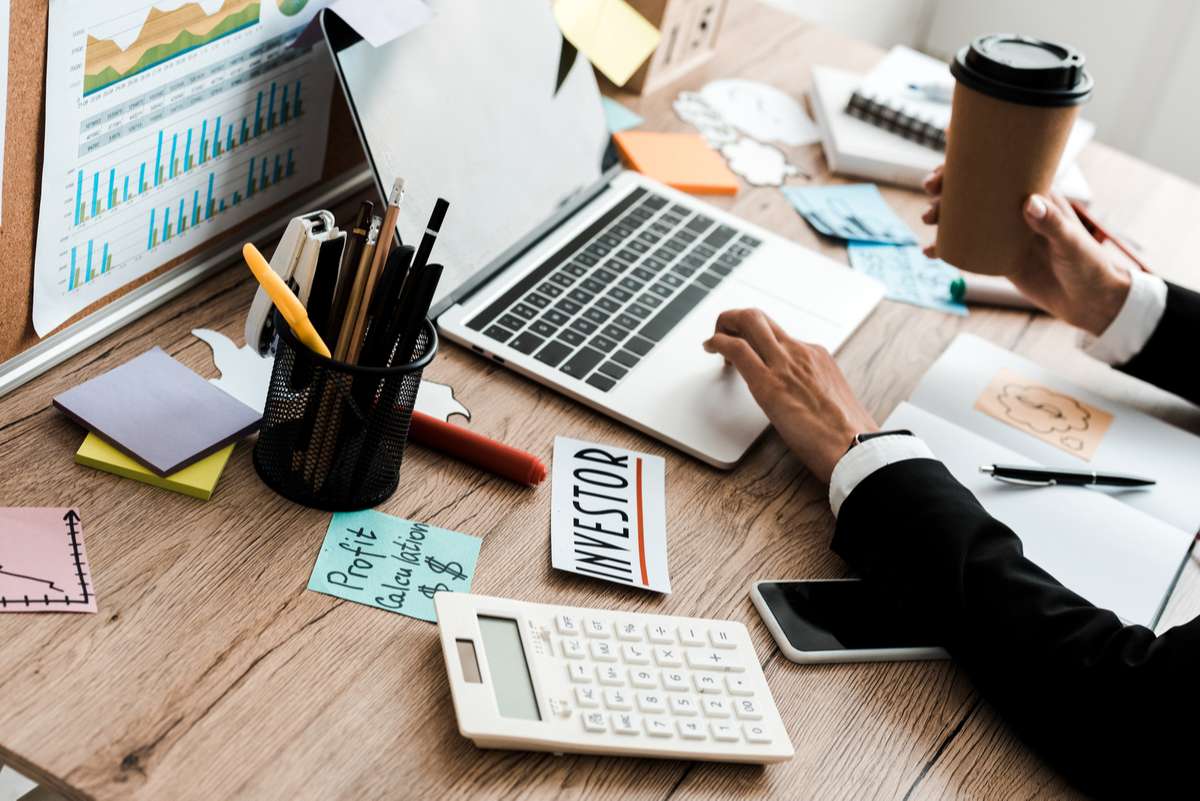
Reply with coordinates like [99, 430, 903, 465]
[177, 198, 185, 234]
[69, 248, 76, 291]
[199, 121, 208, 165]
[192, 190, 200, 226]
[148, 209, 156, 250]
[164, 207, 171, 241]
[205, 173, 215, 219]
[227, 124, 235, 152]
[184, 128, 193, 171]
[101, 243, 109, 274]
[268, 83, 276, 130]
[247, 156, 255, 197]
[254, 91, 263, 136]
[123, 175, 129, 202]
[169, 133, 178, 179]
[261, 157, 269, 189]
[108, 169, 116, 208]
[139, 162, 146, 193]
[86, 240, 94, 283]
[75, 171, 83, 225]
[155, 131, 164, 186]
[213, 116, 222, 159]
[91, 173, 99, 217]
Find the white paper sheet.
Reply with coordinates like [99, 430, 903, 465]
[328, 0, 431, 48]
[911, 334, 1200, 534]
[551, 436, 670, 594]
[33, 0, 338, 335]
[886, 402, 1191, 627]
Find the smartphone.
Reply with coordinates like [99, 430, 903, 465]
[750, 579, 949, 664]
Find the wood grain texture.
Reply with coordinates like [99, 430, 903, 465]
[2, 2, 1199, 799]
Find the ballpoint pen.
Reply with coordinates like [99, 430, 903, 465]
[980, 464, 1155, 488]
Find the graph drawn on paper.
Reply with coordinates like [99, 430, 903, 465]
[0, 508, 97, 613]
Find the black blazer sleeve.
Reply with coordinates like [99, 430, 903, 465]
[1118, 280, 1200, 405]
[833, 459, 1200, 799]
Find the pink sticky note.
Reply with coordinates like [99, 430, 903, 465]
[0, 508, 97, 613]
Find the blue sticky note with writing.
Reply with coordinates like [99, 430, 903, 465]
[602, 96, 643, 132]
[782, 184, 917, 245]
[307, 510, 482, 622]
[847, 243, 966, 316]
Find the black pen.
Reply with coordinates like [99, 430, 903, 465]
[411, 198, 450, 273]
[979, 464, 1156, 488]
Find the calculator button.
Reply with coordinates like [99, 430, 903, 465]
[686, 649, 745, 672]
[589, 640, 617, 662]
[647, 624, 674, 643]
[561, 638, 585, 659]
[726, 676, 754, 696]
[662, 670, 689, 691]
[568, 664, 592, 683]
[622, 644, 650, 665]
[613, 712, 641, 735]
[575, 686, 600, 708]
[644, 717, 673, 737]
[678, 624, 706, 646]
[653, 646, 683, 668]
[669, 695, 698, 716]
[582, 711, 608, 732]
[702, 697, 731, 718]
[629, 668, 656, 688]
[709, 628, 738, 649]
[556, 614, 580, 635]
[616, 621, 643, 641]
[677, 720, 707, 740]
[711, 722, 740, 742]
[733, 698, 763, 720]
[584, 618, 612, 638]
[694, 674, 721, 693]
[604, 688, 633, 710]
[597, 665, 624, 686]
[744, 723, 773, 743]
[636, 691, 667, 713]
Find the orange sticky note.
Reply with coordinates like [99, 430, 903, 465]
[612, 131, 739, 195]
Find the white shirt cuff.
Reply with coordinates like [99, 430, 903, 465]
[1080, 270, 1167, 366]
[829, 435, 935, 517]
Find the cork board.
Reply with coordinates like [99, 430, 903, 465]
[0, 1, 366, 367]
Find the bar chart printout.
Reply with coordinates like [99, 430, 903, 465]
[33, 0, 336, 335]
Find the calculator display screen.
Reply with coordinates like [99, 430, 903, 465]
[478, 616, 542, 721]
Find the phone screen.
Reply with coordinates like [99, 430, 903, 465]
[757, 580, 939, 652]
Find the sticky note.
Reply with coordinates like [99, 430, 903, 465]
[974, 369, 1115, 461]
[52, 347, 261, 476]
[551, 436, 671, 594]
[613, 131, 739, 195]
[308, 510, 482, 622]
[0, 508, 96, 613]
[783, 184, 917, 245]
[602, 96, 643, 132]
[553, 0, 661, 87]
[847, 243, 966, 316]
[76, 433, 233, 501]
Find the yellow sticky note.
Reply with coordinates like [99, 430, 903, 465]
[76, 433, 234, 501]
[554, 0, 661, 87]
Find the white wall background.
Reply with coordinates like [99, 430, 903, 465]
[763, 0, 1200, 184]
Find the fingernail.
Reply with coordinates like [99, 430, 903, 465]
[1027, 195, 1047, 219]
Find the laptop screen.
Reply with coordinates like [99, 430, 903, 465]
[334, 0, 612, 311]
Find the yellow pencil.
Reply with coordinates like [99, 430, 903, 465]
[242, 243, 331, 358]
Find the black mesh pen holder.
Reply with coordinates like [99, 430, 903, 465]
[253, 311, 438, 511]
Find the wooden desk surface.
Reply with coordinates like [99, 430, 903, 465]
[3, 2, 1199, 799]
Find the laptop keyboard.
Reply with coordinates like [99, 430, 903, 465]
[465, 187, 762, 392]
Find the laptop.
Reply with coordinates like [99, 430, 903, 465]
[322, 1, 883, 468]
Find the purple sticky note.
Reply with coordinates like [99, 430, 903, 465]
[53, 348, 261, 477]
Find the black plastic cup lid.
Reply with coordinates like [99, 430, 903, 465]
[952, 34, 1093, 107]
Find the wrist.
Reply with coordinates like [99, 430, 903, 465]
[1075, 263, 1132, 337]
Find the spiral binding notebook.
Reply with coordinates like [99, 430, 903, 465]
[844, 46, 952, 151]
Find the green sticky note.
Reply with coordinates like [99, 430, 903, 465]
[308, 510, 482, 622]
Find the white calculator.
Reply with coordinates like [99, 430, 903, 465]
[434, 593, 794, 763]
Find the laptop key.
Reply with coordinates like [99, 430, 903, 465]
[498, 313, 526, 331]
[615, 313, 640, 330]
[686, 215, 714, 233]
[549, 272, 574, 288]
[619, 277, 644, 292]
[632, 266, 656, 282]
[710, 262, 733, 276]
[718, 253, 742, 268]
[643, 195, 668, 210]
[640, 284, 709, 342]
[576, 253, 598, 267]
[560, 329, 586, 347]
[568, 288, 594, 304]
[643, 256, 668, 272]
[596, 296, 621, 314]
[525, 293, 550, 309]
[590, 335, 618, 353]
[614, 249, 639, 264]
[628, 241, 650, 254]
[602, 324, 630, 342]
[586, 373, 617, 392]
[640, 230, 662, 243]
[583, 308, 610, 325]
[693, 244, 717, 260]
[739, 235, 762, 248]
[594, 267, 619, 284]
[705, 225, 737, 248]
[563, 262, 588, 278]
[599, 234, 622, 248]
[531, 320, 557, 337]
[608, 286, 633, 302]
[570, 318, 598, 335]
[585, 243, 610, 258]
[561, 347, 605, 379]
[625, 336, 653, 356]
[661, 273, 684, 288]
[697, 272, 722, 290]
[625, 303, 652, 320]
[648, 283, 673, 299]
[483, 325, 514, 343]
[543, 309, 571, 327]
[582, 277, 606, 294]
[538, 282, 563, 298]
[509, 331, 545, 354]
[613, 349, 640, 368]
[535, 340, 573, 367]
[599, 361, 628, 380]
[637, 293, 662, 309]
[611, 224, 635, 238]
[555, 298, 582, 315]
[512, 302, 538, 319]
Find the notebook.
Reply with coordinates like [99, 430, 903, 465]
[810, 63, 1096, 193]
[845, 46, 952, 151]
[886, 334, 1200, 626]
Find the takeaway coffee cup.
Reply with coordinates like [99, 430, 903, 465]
[936, 34, 1093, 278]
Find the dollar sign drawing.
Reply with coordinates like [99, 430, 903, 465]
[419, 583, 450, 599]
[425, 557, 467, 581]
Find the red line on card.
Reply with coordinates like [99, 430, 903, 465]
[636, 457, 648, 587]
